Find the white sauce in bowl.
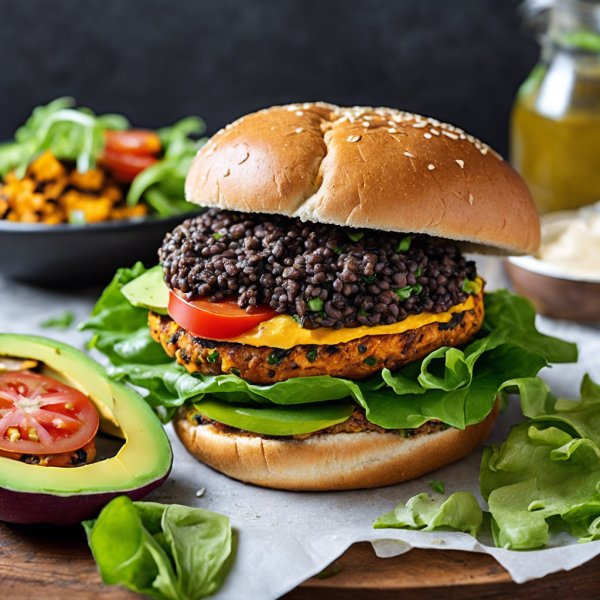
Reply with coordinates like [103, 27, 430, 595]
[508, 202, 600, 283]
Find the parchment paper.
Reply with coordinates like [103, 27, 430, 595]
[3, 256, 600, 598]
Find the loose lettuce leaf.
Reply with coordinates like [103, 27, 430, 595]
[373, 492, 483, 537]
[80, 264, 576, 426]
[83, 496, 233, 600]
[480, 375, 600, 550]
[480, 289, 578, 363]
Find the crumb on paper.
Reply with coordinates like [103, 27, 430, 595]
[196, 488, 206, 498]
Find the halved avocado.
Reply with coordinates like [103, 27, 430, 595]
[0, 334, 172, 525]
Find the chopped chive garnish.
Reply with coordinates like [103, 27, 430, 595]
[393, 284, 422, 300]
[364, 356, 378, 367]
[348, 231, 364, 242]
[361, 274, 377, 284]
[359, 309, 369, 317]
[306, 347, 318, 363]
[429, 480, 445, 494]
[308, 298, 324, 311]
[213, 232, 222, 240]
[207, 350, 219, 363]
[396, 235, 412, 252]
[333, 244, 347, 255]
[415, 266, 422, 277]
[317, 567, 341, 580]
[462, 278, 482, 295]
[230, 367, 240, 376]
[292, 314, 302, 324]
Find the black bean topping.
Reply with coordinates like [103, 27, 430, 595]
[357, 344, 368, 354]
[160, 209, 477, 330]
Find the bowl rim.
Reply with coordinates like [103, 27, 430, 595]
[507, 255, 600, 284]
[0, 210, 201, 234]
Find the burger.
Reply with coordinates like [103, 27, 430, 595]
[85, 102, 555, 492]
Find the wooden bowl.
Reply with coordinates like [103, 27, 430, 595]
[504, 261, 600, 322]
[504, 208, 600, 322]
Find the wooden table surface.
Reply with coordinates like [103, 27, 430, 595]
[0, 520, 598, 600]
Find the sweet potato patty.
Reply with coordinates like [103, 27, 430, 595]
[148, 292, 483, 384]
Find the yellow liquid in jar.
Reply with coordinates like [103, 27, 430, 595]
[511, 77, 600, 214]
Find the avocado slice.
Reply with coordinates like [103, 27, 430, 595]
[121, 265, 169, 315]
[194, 398, 355, 436]
[0, 334, 172, 525]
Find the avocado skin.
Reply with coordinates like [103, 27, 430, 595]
[0, 334, 173, 525]
[0, 474, 169, 526]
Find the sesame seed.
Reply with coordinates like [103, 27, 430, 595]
[347, 135, 361, 143]
[459, 133, 466, 139]
[430, 129, 440, 136]
[442, 130, 459, 140]
[469, 194, 474, 205]
[295, 128, 304, 133]
[480, 147, 489, 155]
[295, 111, 304, 116]
[303, 102, 311, 109]
[403, 152, 415, 157]
[287, 105, 298, 111]
[412, 122, 426, 128]
[424, 133, 432, 139]
[455, 159, 465, 168]
[388, 128, 397, 133]
[428, 164, 435, 170]
[364, 116, 374, 120]
[362, 121, 370, 127]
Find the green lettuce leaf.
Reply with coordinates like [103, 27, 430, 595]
[82, 496, 233, 600]
[480, 375, 600, 550]
[80, 264, 576, 426]
[373, 492, 483, 537]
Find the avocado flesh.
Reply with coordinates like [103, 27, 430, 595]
[194, 398, 355, 436]
[121, 265, 169, 315]
[0, 334, 172, 497]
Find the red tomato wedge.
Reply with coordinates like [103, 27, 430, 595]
[168, 291, 278, 339]
[0, 371, 99, 456]
[105, 130, 161, 155]
[101, 148, 159, 183]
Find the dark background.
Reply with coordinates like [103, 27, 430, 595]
[2, 0, 538, 157]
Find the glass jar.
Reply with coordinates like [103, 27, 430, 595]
[511, 0, 600, 213]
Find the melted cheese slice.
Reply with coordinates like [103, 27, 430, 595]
[217, 295, 475, 349]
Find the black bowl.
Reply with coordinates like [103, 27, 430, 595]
[0, 213, 196, 286]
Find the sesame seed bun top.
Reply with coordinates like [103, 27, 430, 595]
[185, 102, 540, 255]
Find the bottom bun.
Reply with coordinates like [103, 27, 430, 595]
[173, 401, 500, 491]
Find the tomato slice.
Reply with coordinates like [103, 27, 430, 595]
[0, 371, 99, 456]
[105, 130, 161, 155]
[101, 148, 159, 183]
[168, 291, 278, 339]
